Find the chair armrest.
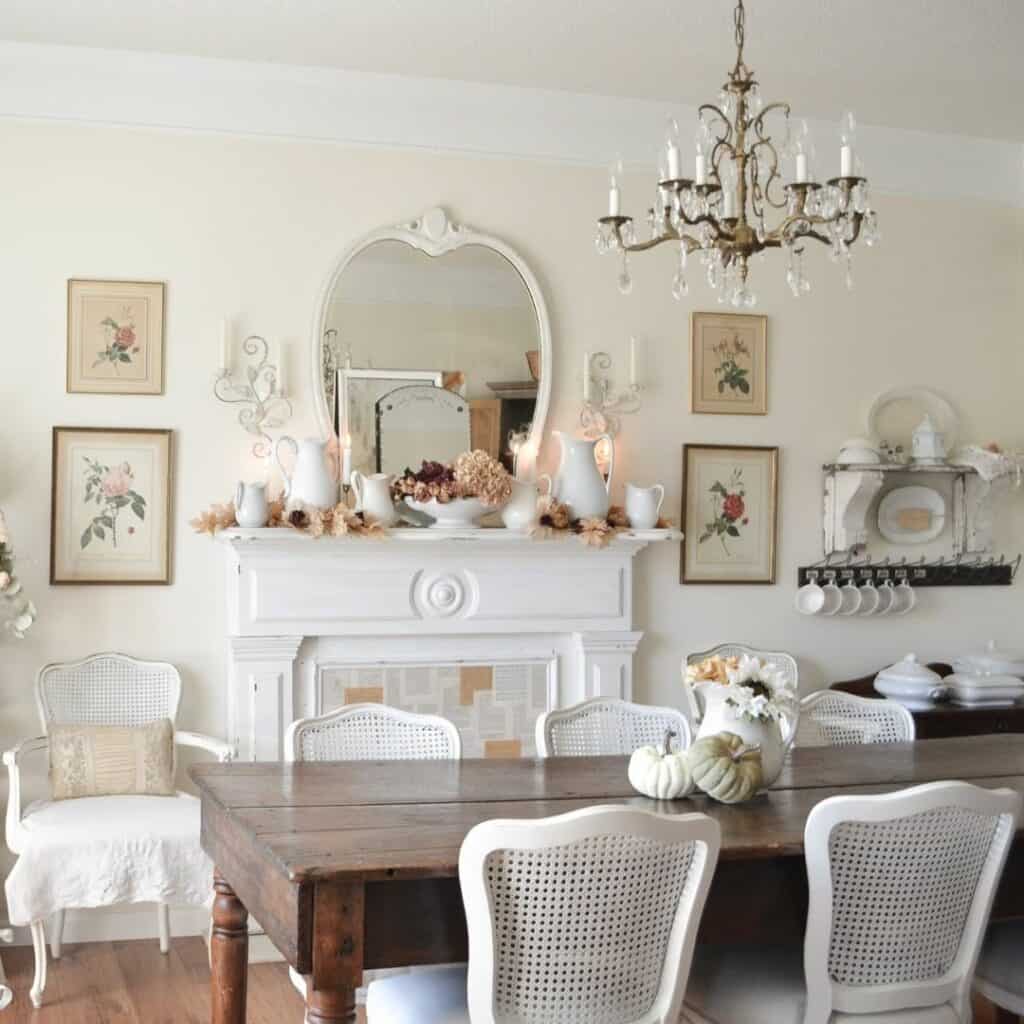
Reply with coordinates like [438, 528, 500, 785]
[175, 731, 235, 763]
[3, 736, 48, 856]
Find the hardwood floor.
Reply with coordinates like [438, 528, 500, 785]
[0, 938, 1007, 1023]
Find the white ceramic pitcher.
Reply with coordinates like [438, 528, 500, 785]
[351, 471, 398, 527]
[274, 437, 338, 509]
[501, 475, 552, 531]
[235, 481, 269, 528]
[687, 681, 798, 786]
[552, 432, 614, 520]
[625, 482, 665, 530]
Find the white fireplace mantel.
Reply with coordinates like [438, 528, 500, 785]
[220, 527, 677, 761]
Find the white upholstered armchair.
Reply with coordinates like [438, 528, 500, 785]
[3, 652, 233, 1007]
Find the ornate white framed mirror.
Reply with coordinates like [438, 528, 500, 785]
[311, 206, 552, 479]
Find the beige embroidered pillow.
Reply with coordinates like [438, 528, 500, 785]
[48, 719, 176, 800]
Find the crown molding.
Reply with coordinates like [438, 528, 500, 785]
[0, 40, 1020, 207]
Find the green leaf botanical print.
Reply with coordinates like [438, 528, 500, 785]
[711, 332, 751, 397]
[80, 457, 147, 550]
[698, 467, 749, 556]
[92, 305, 141, 373]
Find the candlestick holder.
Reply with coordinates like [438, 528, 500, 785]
[213, 335, 293, 459]
[580, 351, 642, 439]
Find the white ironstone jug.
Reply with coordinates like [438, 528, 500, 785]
[234, 481, 269, 528]
[501, 475, 552, 530]
[552, 432, 614, 520]
[351, 471, 398, 527]
[274, 437, 338, 510]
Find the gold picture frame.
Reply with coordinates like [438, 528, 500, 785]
[680, 443, 779, 584]
[690, 311, 767, 415]
[66, 279, 165, 395]
[50, 427, 173, 585]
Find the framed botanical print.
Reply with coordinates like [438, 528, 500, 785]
[680, 444, 779, 584]
[690, 311, 767, 415]
[51, 427, 173, 585]
[66, 279, 165, 394]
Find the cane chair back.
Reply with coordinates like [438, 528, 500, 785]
[285, 702, 461, 762]
[803, 781, 1020, 1022]
[36, 652, 182, 730]
[460, 805, 720, 1024]
[535, 698, 691, 758]
[797, 690, 915, 747]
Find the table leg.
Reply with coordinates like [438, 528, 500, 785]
[211, 872, 249, 1024]
[304, 881, 364, 1024]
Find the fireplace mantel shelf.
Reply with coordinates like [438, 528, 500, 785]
[220, 527, 681, 548]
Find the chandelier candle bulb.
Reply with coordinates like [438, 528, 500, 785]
[608, 181, 621, 217]
[695, 153, 707, 185]
[795, 153, 808, 183]
[839, 110, 857, 176]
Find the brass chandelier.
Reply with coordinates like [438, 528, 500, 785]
[596, 0, 880, 306]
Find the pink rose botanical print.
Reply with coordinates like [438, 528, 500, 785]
[80, 457, 147, 549]
[94, 305, 141, 372]
[698, 466, 749, 556]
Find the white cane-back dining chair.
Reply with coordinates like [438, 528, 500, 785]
[285, 702, 461, 762]
[365, 805, 722, 1023]
[795, 690, 916, 747]
[683, 781, 1021, 1024]
[285, 702, 462, 1006]
[3, 652, 234, 1007]
[974, 919, 1024, 1020]
[684, 643, 799, 741]
[535, 697, 691, 757]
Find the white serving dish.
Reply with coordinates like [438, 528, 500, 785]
[877, 486, 946, 544]
[953, 640, 1024, 679]
[406, 496, 496, 529]
[836, 437, 882, 465]
[944, 672, 1024, 706]
[874, 654, 947, 710]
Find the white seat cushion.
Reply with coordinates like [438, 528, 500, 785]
[975, 920, 1024, 1013]
[683, 945, 961, 1024]
[5, 794, 212, 926]
[366, 965, 469, 1024]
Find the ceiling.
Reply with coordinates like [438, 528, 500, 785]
[1, 0, 1021, 142]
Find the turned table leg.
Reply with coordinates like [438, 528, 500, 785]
[211, 872, 249, 1024]
[304, 880, 364, 1024]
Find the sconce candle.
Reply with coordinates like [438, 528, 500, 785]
[219, 318, 231, 371]
[583, 351, 592, 401]
[341, 434, 353, 486]
[276, 344, 287, 395]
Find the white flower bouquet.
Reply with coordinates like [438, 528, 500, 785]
[687, 653, 795, 723]
[0, 510, 36, 639]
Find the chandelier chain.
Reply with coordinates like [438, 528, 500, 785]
[733, 0, 746, 71]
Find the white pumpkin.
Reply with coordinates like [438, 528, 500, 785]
[628, 729, 695, 800]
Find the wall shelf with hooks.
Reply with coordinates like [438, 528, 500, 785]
[797, 555, 1019, 589]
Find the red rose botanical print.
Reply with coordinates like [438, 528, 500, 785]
[94, 304, 141, 372]
[699, 467, 748, 555]
[80, 457, 147, 549]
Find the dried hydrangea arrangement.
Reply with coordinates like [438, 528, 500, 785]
[391, 451, 512, 507]
[191, 497, 387, 539]
[0, 510, 36, 639]
[531, 498, 671, 548]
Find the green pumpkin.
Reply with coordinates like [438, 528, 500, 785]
[688, 731, 764, 804]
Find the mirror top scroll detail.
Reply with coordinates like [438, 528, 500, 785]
[314, 207, 551, 480]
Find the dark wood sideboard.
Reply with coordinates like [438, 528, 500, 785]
[832, 663, 1024, 739]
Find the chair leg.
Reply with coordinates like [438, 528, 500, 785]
[29, 920, 47, 1008]
[50, 908, 65, 960]
[157, 902, 170, 954]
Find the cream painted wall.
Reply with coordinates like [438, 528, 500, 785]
[1, 119, 1023, 852]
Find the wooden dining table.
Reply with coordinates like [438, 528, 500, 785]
[192, 734, 1024, 1023]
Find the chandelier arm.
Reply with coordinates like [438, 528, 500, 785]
[748, 140, 788, 210]
[619, 231, 703, 255]
[751, 101, 791, 134]
[698, 104, 733, 143]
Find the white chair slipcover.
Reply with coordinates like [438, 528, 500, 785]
[535, 697, 691, 758]
[3, 652, 233, 1007]
[683, 781, 1021, 1024]
[367, 805, 721, 1024]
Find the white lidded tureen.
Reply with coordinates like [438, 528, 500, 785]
[952, 640, 1024, 680]
[943, 672, 1024, 708]
[874, 654, 947, 710]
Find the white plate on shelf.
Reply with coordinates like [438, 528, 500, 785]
[866, 387, 960, 453]
[877, 485, 946, 544]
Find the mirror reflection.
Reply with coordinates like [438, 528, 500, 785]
[323, 240, 541, 476]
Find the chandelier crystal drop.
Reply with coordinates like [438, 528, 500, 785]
[595, 0, 878, 306]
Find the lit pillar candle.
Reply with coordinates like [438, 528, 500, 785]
[341, 434, 353, 486]
[219, 318, 230, 371]
[583, 351, 592, 402]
